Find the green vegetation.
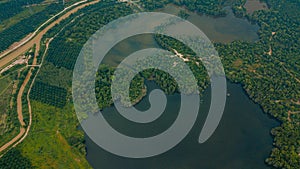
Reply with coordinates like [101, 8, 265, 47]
[231, 0, 247, 17]
[45, 1, 132, 70]
[19, 101, 90, 168]
[0, 148, 33, 169]
[154, 34, 209, 93]
[0, 0, 44, 22]
[131, 1, 300, 168]
[64, 0, 83, 7]
[21, 67, 38, 126]
[30, 82, 67, 108]
[0, 74, 18, 147]
[173, 0, 227, 16]
[178, 10, 190, 19]
[35, 62, 73, 89]
[0, 3, 63, 52]
[0, 70, 22, 147]
[140, 0, 171, 10]
[150, 0, 300, 168]
[0, 0, 297, 168]
[14, 1, 135, 168]
[95, 65, 146, 108]
[0, 5, 46, 31]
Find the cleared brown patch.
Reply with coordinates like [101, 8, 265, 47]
[244, 0, 268, 14]
[232, 58, 243, 68]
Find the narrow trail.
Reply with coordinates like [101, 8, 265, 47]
[287, 111, 300, 122]
[267, 32, 300, 122]
[0, 128, 25, 152]
[0, 38, 51, 155]
[13, 38, 53, 150]
[0, 0, 99, 155]
[267, 32, 300, 83]
[119, 0, 143, 12]
[282, 65, 300, 84]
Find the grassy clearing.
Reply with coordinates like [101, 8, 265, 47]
[0, 73, 19, 147]
[19, 101, 91, 168]
[35, 62, 73, 89]
[0, 75, 12, 94]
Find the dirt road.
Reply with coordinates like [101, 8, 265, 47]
[0, 0, 99, 155]
[0, 128, 25, 152]
[0, 0, 88, 60]
[0, 0, 99, 68]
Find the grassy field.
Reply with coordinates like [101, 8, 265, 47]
[0, 73, 19, 147]
[19, 101, 91, 168]
[0, 75, 12, 94]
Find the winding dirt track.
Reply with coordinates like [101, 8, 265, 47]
[0, 0, 99, 155]
[0, 0, 99, 68]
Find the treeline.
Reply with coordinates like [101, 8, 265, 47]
[0, 149, 33, 169]
[0, 3, 63, 52]
[146, 0, 300, 167]
[215, 0, 300, 167]
[34, 1, 134, 108]
[154, 34, 209, 93]
[139, 0, 228, 16]
[30, 82, 67, 108]
[95, 65, 146, 109]
[140, 0, 171, 10]
[173, 0, 227, 16]
[231, 0, 247, 18]
[45, 1, 132, 70]
[0, 0, 44, 21]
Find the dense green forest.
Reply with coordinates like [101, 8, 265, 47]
[150, 0, 300, 168]
[2, 0, 298, 168]
[0, 149, 33, 169]
[45, 1, 132, 70]
[173, 0, 227, 16]
[140, 0, 171, 10]
[95, 0, 300, 168]
[140, 0, 228, 16]
[95, 65, 146, 109]
[12, 2, 136, 168]
[30, 82, 67, 108]
[33, 1, 134, 108]
[34, 0, 300, 168]
[0, 0, 44, 22]
[0, 3, 63, 52]
[0, 71, 20, 147]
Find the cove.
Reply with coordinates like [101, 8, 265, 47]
[83, 3, 278, 169]
[156, 4, 260, 43]
[84, 81, 278, 169]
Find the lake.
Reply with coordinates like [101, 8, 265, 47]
[244, 0, 268, 14]
[85, 81, 278, 169]
[84, 3, 278, 169]
[156, 4, 260, 43]
[102, 3, 260, 67]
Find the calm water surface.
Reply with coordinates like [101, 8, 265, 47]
[244, 0, 268, 14]
[84, 4, 278, 169]
[85, 81, 278, 169]
[157, 4, 260, 43]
